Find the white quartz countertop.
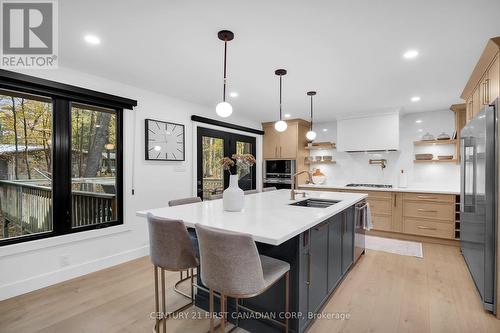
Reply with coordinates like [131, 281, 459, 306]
[136, 189, 367, 246]
[299, 183, 460, 195]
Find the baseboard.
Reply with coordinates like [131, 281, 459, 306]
[0, 245, 149, 301]
[366, 230, 460, 247]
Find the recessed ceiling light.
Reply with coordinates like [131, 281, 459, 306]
[403, 49, 419, 59]
[229, 92, 238, 98]
[84, 34, 101, 45]
[322, 128, 328, 132]
[411, 96, 421, 102]
[415, 119, 422, 123]
[284, 113, 291, 118]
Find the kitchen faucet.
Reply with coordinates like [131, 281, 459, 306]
[369, 159, 387, 170]
[290, 170, 313, 200]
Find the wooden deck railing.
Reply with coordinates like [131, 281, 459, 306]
[0, 180, 116, 237]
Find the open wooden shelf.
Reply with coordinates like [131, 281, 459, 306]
[305, 160, 337, 165]
[414, 159, 458, 163]
[305, 142, 336, 150]
[413, 139, 457, 146]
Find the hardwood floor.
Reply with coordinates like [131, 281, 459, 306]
[1, 243, 499, 333]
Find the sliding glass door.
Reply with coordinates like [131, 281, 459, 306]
[197, 127, 256, 200]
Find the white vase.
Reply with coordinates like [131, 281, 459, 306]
[223, 175, 244, 212]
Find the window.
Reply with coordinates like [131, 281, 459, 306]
[0, 70, 136, 246]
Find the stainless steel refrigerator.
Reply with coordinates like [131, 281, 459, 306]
[460, 98, 498, 313]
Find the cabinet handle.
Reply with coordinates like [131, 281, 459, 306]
[306, 252, 312, 285]
[486, 79, 490, 104]
[280, 146, 282, 157]
[393, 195, 396, 207]
[416, 195, 437, 200]
[417, 209, 438, 213]
[275, 146, 278, 157]
[417, 225, 437, 231]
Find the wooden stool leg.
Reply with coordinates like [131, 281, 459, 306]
[161, 269, 166, 333]
[190, 268, 194, 302]
[285, 271, 289, 333]
[154, 266, 160, 332]
[220, 293, 225, 333]
[209, 288, 215, 333]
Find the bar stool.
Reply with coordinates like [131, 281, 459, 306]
[147, 213, 199, 333]
[196, 224, 290, 333]
[262, 187, 277, 192]
[168, 197, 202, 292]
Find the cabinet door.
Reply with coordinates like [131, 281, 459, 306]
[341, 208, 354, 274]
[278, 123, 297, 158]
[472, 85, 481, 117]
[327, 215, 342, 291]
[480, 74, 489, 108]
[263, 126, 279, 159]
[392, 193, 403, 232]
[489, 55, 499, 104]
[308, 222, 329, 313]
[466, 96, 473, 123]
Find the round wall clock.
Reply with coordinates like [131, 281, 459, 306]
[145, 119, 185, 161]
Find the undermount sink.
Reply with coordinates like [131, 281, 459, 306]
[289, 198, 340, 208]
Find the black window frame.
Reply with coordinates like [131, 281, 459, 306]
[0, 70, 137, 246]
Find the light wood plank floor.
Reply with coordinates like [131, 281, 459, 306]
[1, 243, 499, 333]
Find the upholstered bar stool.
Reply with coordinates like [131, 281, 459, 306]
[262, 186, 277, 192]
[196, 224, 290, 333]
[147, 213, 199, 333]
[168, 197, 202, 289]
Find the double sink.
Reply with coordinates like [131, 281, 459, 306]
[289, 198, 340, 208]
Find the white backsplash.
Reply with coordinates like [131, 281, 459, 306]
[309, 110, 460, 189]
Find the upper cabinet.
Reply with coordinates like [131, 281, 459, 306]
[337, 113, 399, 152]
[262, 119, 309, 159]
[461, 37, 500, 123]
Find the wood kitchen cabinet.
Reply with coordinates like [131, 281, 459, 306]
[262, 119, 309, 159]
[462, 37, 500, 124]
[301, 187, 458, 242]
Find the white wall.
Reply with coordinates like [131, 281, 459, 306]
[309, 110, 460, 189]
[0, 67, 261, 300]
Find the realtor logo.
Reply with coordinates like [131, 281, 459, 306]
[1, 0, 58, 68]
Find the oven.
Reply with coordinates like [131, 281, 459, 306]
[263, 159, 295, 189]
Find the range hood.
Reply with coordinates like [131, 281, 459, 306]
[337, 113, 399, 152]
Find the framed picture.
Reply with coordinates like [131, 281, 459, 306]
[145, 119, 185, 161]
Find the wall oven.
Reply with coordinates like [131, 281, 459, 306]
[263, 159, 295, 189]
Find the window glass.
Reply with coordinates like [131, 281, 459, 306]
[71, 104, 117, 228]
[0, 91, 53, 240]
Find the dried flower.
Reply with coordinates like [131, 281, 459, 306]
[220, 157, 235, 173]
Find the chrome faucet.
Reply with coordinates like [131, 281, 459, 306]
[290, 170, 313, 200]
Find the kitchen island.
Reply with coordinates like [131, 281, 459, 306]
[137, 189, 367, 332]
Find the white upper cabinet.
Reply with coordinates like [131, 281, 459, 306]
[337, 113, 400, 152]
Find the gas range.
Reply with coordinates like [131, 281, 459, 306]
[345, 183, 393, 189]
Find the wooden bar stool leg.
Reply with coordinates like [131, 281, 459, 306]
[220, 293, 225, 333]
[154, 266, 160, 332]
[209, 288, 215, 333]
[161, 269, 166, 333]
[285, 271, 289, 333]
[190, 268, 194, 302]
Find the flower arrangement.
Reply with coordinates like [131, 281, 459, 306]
[219, 154, 256, 175]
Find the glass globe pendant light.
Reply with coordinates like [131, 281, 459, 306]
[274, 69, 288, 132]
[306, 91, 317, 141]
[215, 30, 234, 117]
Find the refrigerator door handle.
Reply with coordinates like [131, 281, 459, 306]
[460, 138, 465, 213]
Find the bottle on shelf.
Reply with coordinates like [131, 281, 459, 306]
[398, 169, 408, 188]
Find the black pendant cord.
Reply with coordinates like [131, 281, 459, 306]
[279, 74, 283, 120]
[310, 95, 313, 131]
[223, 40, 227, 102]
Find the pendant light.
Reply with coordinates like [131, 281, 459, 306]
[215, 30, 234, 118]
[274, 69, 288, 132]
[306, 91, 317, 141]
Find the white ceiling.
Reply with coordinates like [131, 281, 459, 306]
[59, 0, 500, 122]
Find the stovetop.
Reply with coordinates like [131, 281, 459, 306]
[345, 183, 393, 188]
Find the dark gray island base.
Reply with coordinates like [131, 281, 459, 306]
[195, 204, 364, 332]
